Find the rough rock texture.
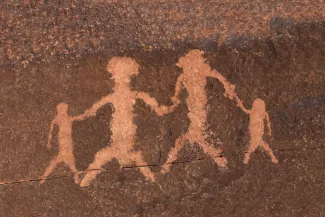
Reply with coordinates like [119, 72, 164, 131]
[1, 1, 325, 217]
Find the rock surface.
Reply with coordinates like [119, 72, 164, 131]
[1, 1, 325, 217]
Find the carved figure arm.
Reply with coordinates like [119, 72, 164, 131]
[265, 112, 272, 136]
[136, 92, 169, 116]
[210, 69, 251, 114]
[136, 74, 184, 116]
[81, 95, 113, 118]
[234, 95, 251, 115]
[170, 74, 184, 108]
[210, 69, 236, 100]
[47, 118, 57, 148]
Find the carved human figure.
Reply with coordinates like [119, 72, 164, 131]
[161, 49, 235, 173]
[234, 97, 278, 164]
[40, 102, 87, 184]
[79, 57, 168, 187]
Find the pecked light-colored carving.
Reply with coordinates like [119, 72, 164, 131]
[235, 97, 278, 164]
[79, 57, 168, 187]
[161, 50, 233, 173]
[40, 103, 87, 184]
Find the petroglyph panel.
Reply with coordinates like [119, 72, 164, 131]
[37, 50, 279, 188]
[2, 1, 325, 216]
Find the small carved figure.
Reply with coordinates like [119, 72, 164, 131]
[234, 97, 278, 164]
[40, 102, 87, 184]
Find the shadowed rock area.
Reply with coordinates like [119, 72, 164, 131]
[1, 1, 325, 217]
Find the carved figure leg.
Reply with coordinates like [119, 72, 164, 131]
[40, 155, 62, 184]
[131, 151, 156, 182]
[80, 146, 115, 187]
[198, 138, 227, 168]
[161, 135, 187, 174]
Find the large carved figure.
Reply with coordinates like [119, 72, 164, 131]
[79, 57, 168, 187]
[161, 50, 235, 173]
